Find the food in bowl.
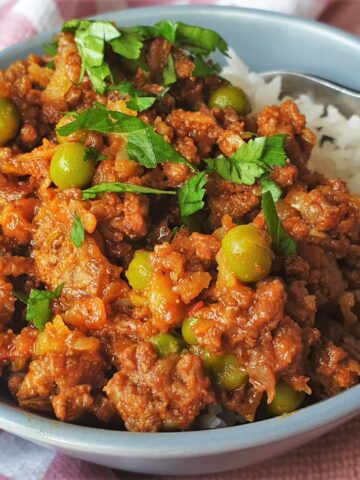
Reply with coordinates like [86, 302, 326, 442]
[0, 18, 359, 433]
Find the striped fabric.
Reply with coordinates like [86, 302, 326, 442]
[0, 0, 332, 51]
[0, 0, 359, 479]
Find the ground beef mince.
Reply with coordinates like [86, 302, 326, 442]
[0, 19, 359, 433]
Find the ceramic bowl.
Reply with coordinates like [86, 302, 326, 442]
[0, 5, 360, 476]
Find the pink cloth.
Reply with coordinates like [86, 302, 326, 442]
[0, 0, 359, 479]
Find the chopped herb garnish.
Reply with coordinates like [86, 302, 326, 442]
[110, 82, 156, 112]
[261, 175, 282, 203]
[110, 30, 143, 59]
[205, 134, 287, 186]
[262, 191, 296, 255]
[71, 213, 85, 248]
[178, 172, 208, 217]
[175, 22, 228, 57]
[84, 146, 107, 162]
[46, 60, 55, 70]
[163, 54, 177, 85]
[13, 290, 29, 305]
[193, 56, 221, 77]
[43, 39, 58, 56]
[62, 20, 143, 93]
[57, 108, 194, 170]
[82, 182, 176, 200]
[261, 134, 288, 167]
[130, 20, 228, 80]
[126, 96, 156, 112]
[15, 284, 64, 330]
[130, 20, 178, 44]
[158, 87, 170, 100]
[170, 224, 185, 239]
[205, 152, 265, 186]
[63, 19, 229, 92]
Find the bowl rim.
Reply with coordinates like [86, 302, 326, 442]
[1, 4, 360, 68]
[0, 384, 360, 458]
[0, 4, 360, 458]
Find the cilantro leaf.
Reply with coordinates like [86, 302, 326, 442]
[13, 290, 29, 305]
[43, 39, 58, 56]
[205, 155, 263, 185]
[127, 96, 156, 111]
[261, 176, 282, 203]
[62, 19, 89, 31]
[19, 284, 64, 330]
[205, 135, 287, 186]
[71, 213, 85, 248]
[62, 19, 228, 92]
[130, 20, 228, 57]
[82, 182, 176, 200]
[67, 22, 115, 92]
[110, 82, 156, 112]
[57, 108, 194, 170]
[262, 191, 296, 255]
[163, 54, 177, 85]
[110, 30, 143, 60]
[178, 172, 208, 217]
[84, 146, 107, 162]
[130, 20, 178, 44]
[153, 20, 178, 43]
[193, 56, 221, 77]
[232, 137, 266, 164]
[87, 21, 120, 41]
[175, 22, 228, 56]
[262, 134, 288, 167]
[62, 20, 143, 93]
[170, 224, 185, 240]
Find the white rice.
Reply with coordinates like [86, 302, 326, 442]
[222, 48, 360, 195]
[200, 51, 360, 429]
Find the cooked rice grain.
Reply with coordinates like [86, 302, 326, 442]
[223, 50, 360, 195]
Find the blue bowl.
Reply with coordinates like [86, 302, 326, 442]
[0, 6, 359, 476]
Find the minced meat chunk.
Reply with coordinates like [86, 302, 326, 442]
[104, 342, 214, 432]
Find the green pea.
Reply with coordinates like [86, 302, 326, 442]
[151, 333, 184, 357]
[215, 354, 248, 391]
[182, 317, 199, 346]
[0, 99, 20, 146]
[208, 85, 250, 115]
[50, 142, 96, 189]
[221, 225, 272, 283]
[267, 381, 305, 416]
[125, 250, 153, 291]
[199, 348, 222, 370]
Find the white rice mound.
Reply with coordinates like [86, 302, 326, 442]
[222, 48, 360, 196]
[198, 51, 360, 430]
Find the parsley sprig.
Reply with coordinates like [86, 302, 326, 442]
[131, 20, 227, 82]
[163, 54, 177, 85]
[205, 134, 287, 187]
[178, 172, 208, 218]
[60, 19, 228, 92]
[71, 213, 85, 248]
[84, 146, 107, 162]
[82, 182, 176, 200]
[14, 284, 64, 330]
[56, 107, 194, 170]
[177, 134, 288, 221]
[109, 82, 157, 112]
[131, 20, 228, 56]
[62, 20, 143, 93]
[262, 191, 296, 255]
